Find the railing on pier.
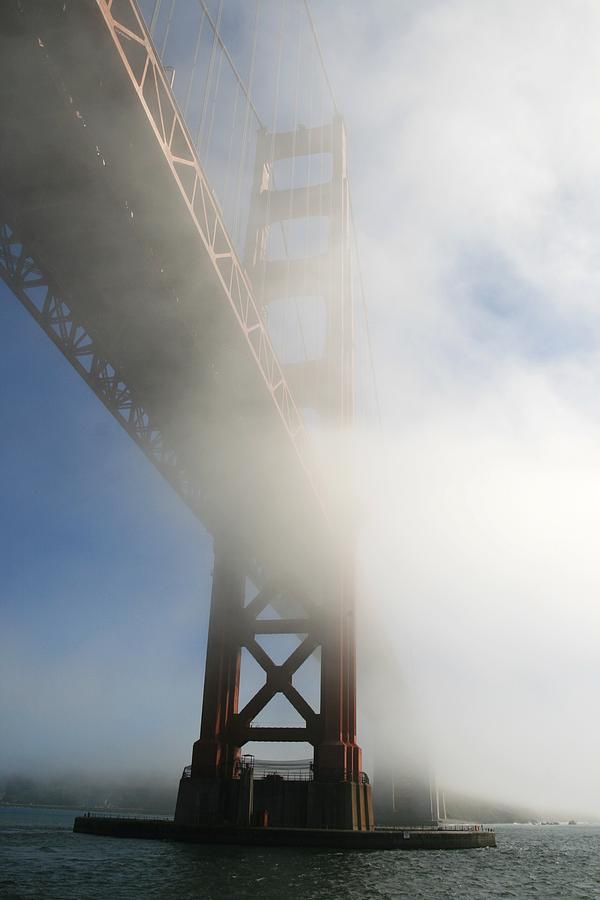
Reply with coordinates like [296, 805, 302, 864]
[375, 823, 495, 833]
[80, 811, 172, 821]
[181, 759, 369, 783]
[243, 757, 314, 781]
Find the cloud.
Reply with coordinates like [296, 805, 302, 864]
[5, 0, 600, 819]
[355, 368, 600, 813]
[308, 0, 600, 813]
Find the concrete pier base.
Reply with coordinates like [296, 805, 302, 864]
[74, 815, 496, 850]
[174, 773, 374, 831]
[174, 769, 254, 827]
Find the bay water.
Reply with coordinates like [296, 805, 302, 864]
[1, 806, 599, 899]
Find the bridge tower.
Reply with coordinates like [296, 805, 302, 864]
[175, 117, 373, 830]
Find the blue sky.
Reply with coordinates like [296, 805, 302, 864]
[0, 283, 213, 775]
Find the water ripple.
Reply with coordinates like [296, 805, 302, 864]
[2, 808, 600, 899]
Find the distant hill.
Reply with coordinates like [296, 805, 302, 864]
[0, 772, 177, 815]
[1, 772, 595, 824]
[443, 789, 540, 824]
[443, 789, 599, 825]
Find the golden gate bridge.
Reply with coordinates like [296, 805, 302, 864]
[0, 0, 495, 848]
[0, 0, 380, 831]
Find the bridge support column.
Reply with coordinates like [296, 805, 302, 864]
[191, 541, 244, 780]
[309, 558, 373, 831]
[177, 114, 373, 832]
[175, 547, 373, 830]
[175, 540, 246, 826]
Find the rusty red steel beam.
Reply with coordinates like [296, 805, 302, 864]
[0, 221, 203, 513]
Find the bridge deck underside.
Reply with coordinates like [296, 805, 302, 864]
[0, 0, 327, 578]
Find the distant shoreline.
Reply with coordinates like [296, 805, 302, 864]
[0, 801, 171, 815]
[3, 804, 598, 827]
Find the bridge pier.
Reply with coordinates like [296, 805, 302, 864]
[175, 108, 374, 831]
[190, 545, 244, 782]
[175, 771, 373, 831]
[175, 540, 373, 831]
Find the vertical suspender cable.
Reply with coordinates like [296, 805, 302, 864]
[303, 0, 338, 114]
[195, 0, 224, 150]
[329, 95, 337, 421]
[204, 33, 225, 179]
[260, 0, 286, 327]
[305, 40, 316, 406]
[183, 9, 207, 119]
[350, 200, 381, 428]
[160, 0, 177, 60]
[224, 81, 242, 233]
[196, 0, 263, 127]
[286, 6, 308, 364]
[232, 0, 260, 249]
[149, 0, 162, 38]
[304, 0, 381, 429]
[267, 0, 307, 364]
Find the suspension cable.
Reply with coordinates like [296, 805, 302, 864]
[303, 0, 338, 115]
[195, 0, 223, 148]
[203, 28, 225, 164]
[349, 196, 382, 428]
[287, 9, 309, 363]
[180, 0, 375, 423]
[159, 0, 177, 60]
[302, 1, 381, 425]
[232, 0, 259, 246]
[183, 10, 207, 118]
[196, 0, 264, 129]
[148, 0, 162, 37]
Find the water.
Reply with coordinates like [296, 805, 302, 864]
[1, 806, 600, 899]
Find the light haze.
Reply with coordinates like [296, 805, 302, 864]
[2, 0, 600, 819]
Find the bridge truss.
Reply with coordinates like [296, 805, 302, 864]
[0, 0, 379, 829]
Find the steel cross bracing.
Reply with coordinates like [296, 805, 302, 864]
[1, 0, 372, 826]
[196, 570, 323, 760]
[0, 221, 203, 517]
[227, 583, 320, 745]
